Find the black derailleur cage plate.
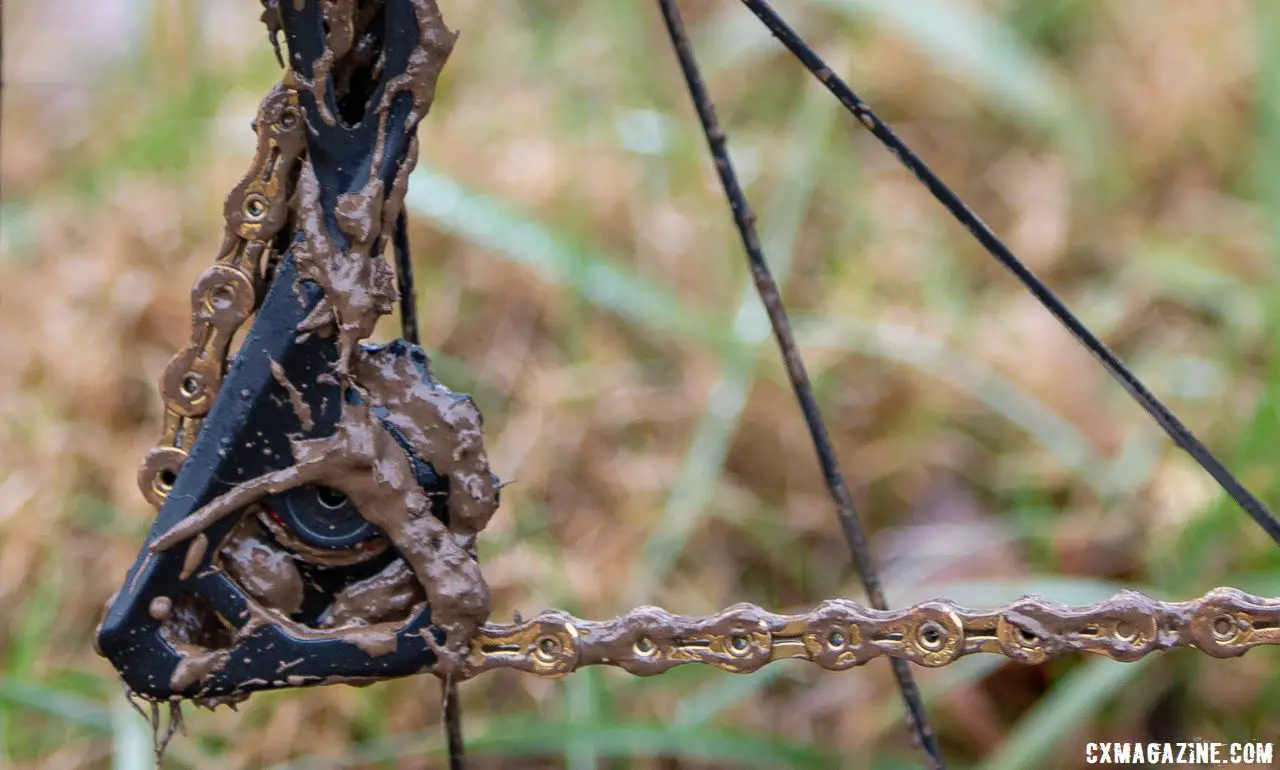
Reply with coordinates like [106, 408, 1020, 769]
[97, 0, 455, 701]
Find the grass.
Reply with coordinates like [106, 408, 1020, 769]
[3, 0, 1280, 767]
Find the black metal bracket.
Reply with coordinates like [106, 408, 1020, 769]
[97, 0, 458, 701]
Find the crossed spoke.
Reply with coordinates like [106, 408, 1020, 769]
[655, 0, 1280, 767]
[656, 1, 944, 766]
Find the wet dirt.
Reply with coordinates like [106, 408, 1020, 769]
[159, 596, 235, 692]
[318, 556, 423, 627]
[354, 345, 498, 536]
[270, 358, 315, 431]
[289, 0, 456, 375]
[152, 387, 493, 676]
[143, 0, 492, 697]
[220, 516, 305, 616]
[149, 596, 174, 621]
[179, 533, 208, 581]
[291, 162, 398, 372]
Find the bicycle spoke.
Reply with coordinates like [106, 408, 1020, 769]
[443, 677, 466, 770]
[395, 202, 465, 768]
[736, 0, 1280, 546]
[394, 209, 422, 350]
[655, 2, 945, 766]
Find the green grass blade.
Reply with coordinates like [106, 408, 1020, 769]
[403, 165, 728, 349]
[0, 677, 112, 732]
[793, 315, 1106, 492]
[805, 0, 1092, 155]
[271, 716, 836, 769]
[468, 721, 835, 767]
[979, 657, 1153, 770]
[402, 181, 1109, 502]
[564, 668, 602, 770]
[673, 664, 794, 727]
[895, 576, 1143, 608]
[1257, 0, 1280, 253]
[111, 695, 152, 770]
[631, 58, 842, 602]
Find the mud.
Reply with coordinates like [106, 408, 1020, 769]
[220, 517, 305, 616]
[380, 1, 458, 134]
[344, 626, 400, 657]
[291, 162, 398, 371]
[171, 646, 233, 692]
[180, 533, 208, 581]
[289, 0, 456, 376]
[138, 77, 310, 516]
[222, 84, 306, 244]
[144, 0, 492, 696]
[318, 556, 423, 627]
[261, 1, 285, 66]
[159, 596, 235, 692]
[270, 358, 315, 431]
[149, 596, 174, 621]
[355, 345, 498, 536]
[191, 691, 250, 712]
[152, 389, 493, 676]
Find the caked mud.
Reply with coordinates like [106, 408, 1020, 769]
[124, 0, 498, 709]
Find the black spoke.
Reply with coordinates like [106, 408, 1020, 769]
[394, 209, 422, 349]
[738, 0, 1280, 546]
[393, 207, 466, 769]
[443, 677, 466, 770]
[655, 2, 945, 767]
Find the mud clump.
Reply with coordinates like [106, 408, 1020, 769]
[221, 517, 306, 616]
[159, 596, 235, 692]
[144, 0, 495, 693]
[151, 363, 497, 676]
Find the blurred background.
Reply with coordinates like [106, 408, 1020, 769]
[4, 0, 1280, 767]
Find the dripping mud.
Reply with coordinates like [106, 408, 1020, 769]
[134, 0, 500, 721]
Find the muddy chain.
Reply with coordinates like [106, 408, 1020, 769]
[136, 84, 304, 510]
[129, 2, 1280, 693]
[464, 587, 1280, 679]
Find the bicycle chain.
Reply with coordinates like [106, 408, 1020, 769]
[137, 84, 303, 510]
[466, 587, 1280, 678]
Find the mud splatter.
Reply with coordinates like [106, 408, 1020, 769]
[191, 691, 250, 712]
[220, 517, 305, 616]
[291, 161, 398, 373]
[140, 0, 490, 697]
[180, 533, 208, 581]
[158, 596, 235, 692]
[151, 387, 493, 676]
[344, 626, 399, 657]
[318, 556, 422, 627]
[149, 596, 174, 621]
[171, 647, 233, 692]
[270, 358, 314, 431]
[288, 0, 457, 378]
[356, 345, 498, 536]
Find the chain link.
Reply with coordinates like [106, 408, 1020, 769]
[136, 84, 303, 509]
[464, 587, 1280, 679]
